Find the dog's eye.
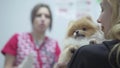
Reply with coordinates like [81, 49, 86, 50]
[82, 28, 87, 31]
[73, 30, 76, 33]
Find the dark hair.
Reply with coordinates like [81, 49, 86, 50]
[31, 3, 52, 30]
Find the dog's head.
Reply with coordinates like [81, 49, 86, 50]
[66, 16, 98, 40]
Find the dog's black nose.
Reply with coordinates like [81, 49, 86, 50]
[74, 30, 85, 37]
[76, 31, 79, 34]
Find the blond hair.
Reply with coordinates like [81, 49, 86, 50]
[107, 0, 120, 68]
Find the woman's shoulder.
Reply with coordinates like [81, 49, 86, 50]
[7, 33, 19, 41]
[80, 43, 107, 51]
[68, 43, 112, 68]
[68, 40, 120, 68]
[77, 40, 120, 56]
[12, 32, 29, 36]
[78, 43, 108, 56]
[9, 32, 31, 42]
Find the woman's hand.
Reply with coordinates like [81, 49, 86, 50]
[4, 54, 15, 68]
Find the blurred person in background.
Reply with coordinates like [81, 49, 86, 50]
[1, 3, 61, 68]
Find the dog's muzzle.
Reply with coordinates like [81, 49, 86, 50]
[73, 30, 85, 38]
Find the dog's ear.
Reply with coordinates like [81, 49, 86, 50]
[68, 20, 75, 26]
[67, 20, 76, 31]
[84, 15, 93, 21]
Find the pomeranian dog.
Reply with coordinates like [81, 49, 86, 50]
[64, 16, 104, 46]
[54, 16, 105, 68]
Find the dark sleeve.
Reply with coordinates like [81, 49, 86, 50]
[67, 46, 86, 68]
[67, 44, 110, 68]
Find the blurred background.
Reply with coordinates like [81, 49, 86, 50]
[0, 0, 101, 67]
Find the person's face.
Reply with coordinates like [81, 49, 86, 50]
[97, 0, 112, 36]
[33, 7, 51, 33]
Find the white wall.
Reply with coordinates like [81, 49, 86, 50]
[0, 0, 100, 67]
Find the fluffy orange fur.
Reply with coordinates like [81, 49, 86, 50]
[67, 17, 98, 38]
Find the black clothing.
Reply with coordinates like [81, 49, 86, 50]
[68, 40, 120, 68]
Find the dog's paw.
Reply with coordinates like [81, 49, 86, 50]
[70, 47, 77, 53]
[53, 62, 67, 68]
[68, 46, 78, 54]
[89, 40, 97, 44]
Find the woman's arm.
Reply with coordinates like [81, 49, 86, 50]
[67, 46, 85, 68]
[4, 54, 16, 68]
[1, 34, 18, 68]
